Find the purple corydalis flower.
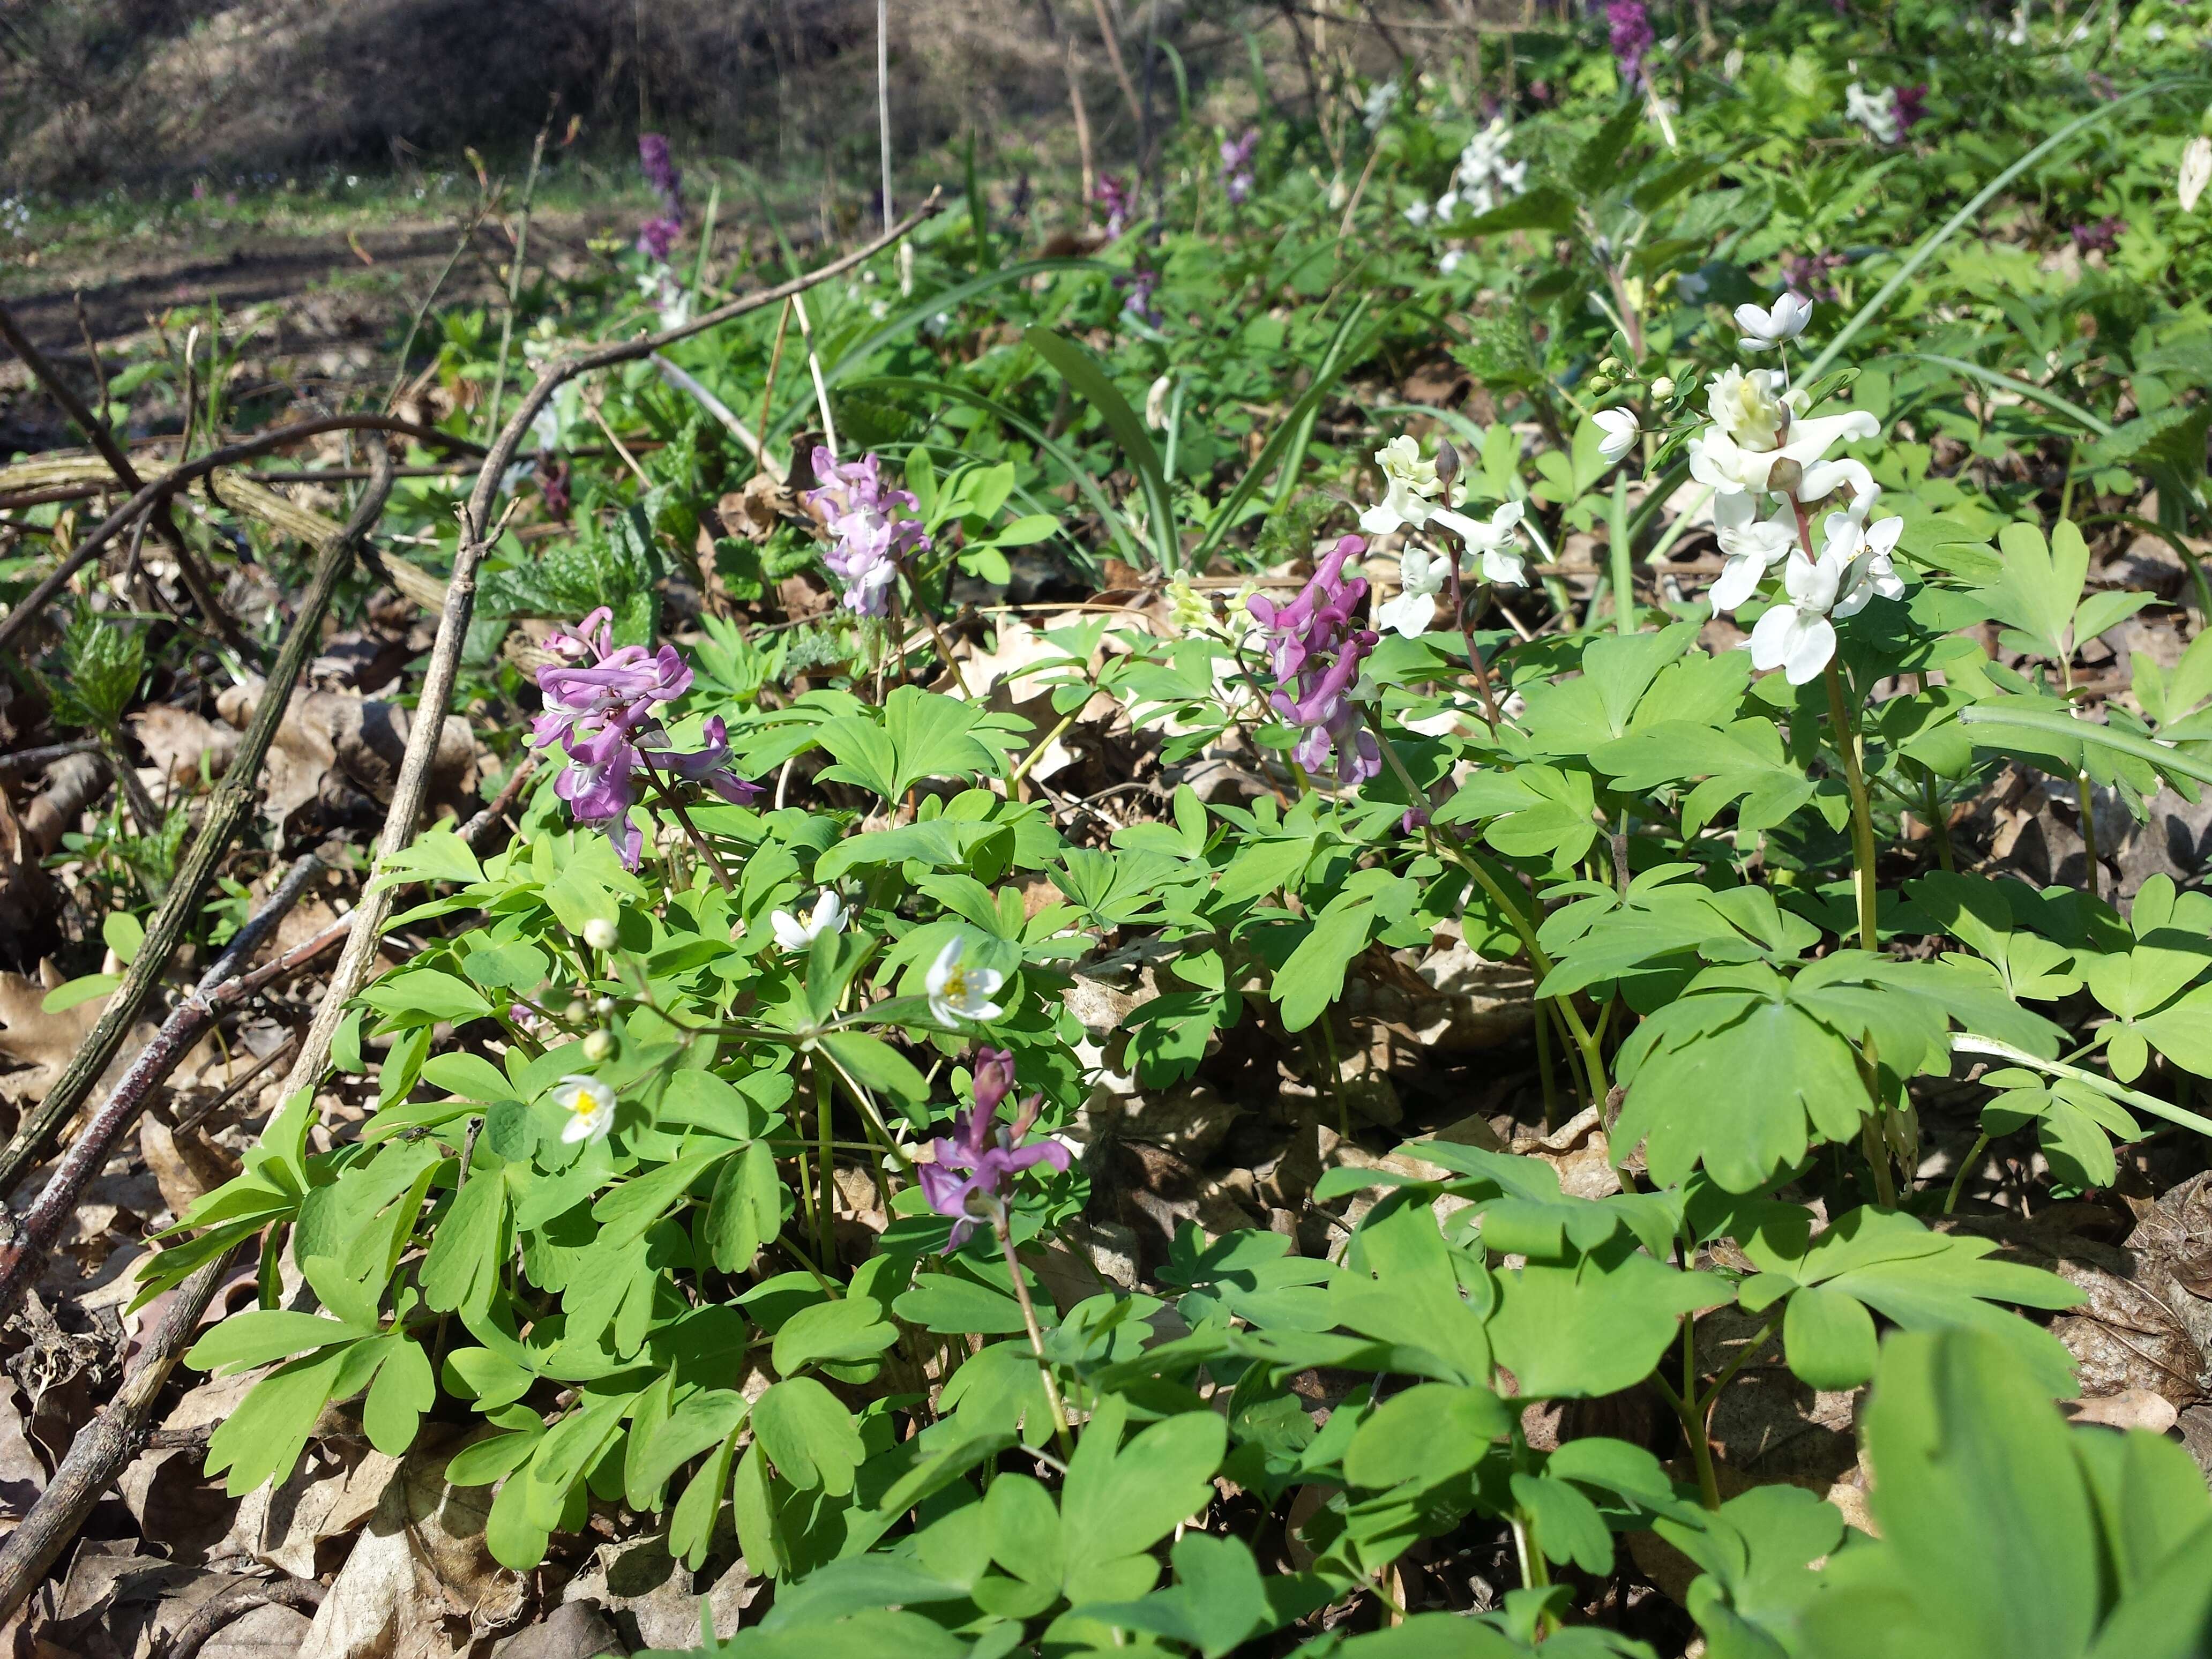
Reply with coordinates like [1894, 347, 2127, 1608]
[1117, 266, 1160, 324]
[801, 446, 931, 618]
[2071, 216, 2122, 256]
[1247, 536, 1382, 787]
[915, 1093, 1070, 1249]
[1220, 128, 1259, 204]
[1606, 0, 1654, 85]
[636, 133, 684, 258]
[532, 607, 761, 868]
[970, 1047, 1017, 1117]
[1096, 173, 1132, 237]
[1894, 83, 1929, 133]
[1783, 249, 1846, 302]
[639, 133, 682, 205]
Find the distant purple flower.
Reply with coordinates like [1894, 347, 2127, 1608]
[1248, 536, 1381, 787]
[1783, 249, 1847, 302]
[1606, 0, 1654, 86]
[536, 454, 571, 516]
[1894, 83, 1929, 133]
[636, 133, 685, 259]
[802, 447, 931, 618]
[1220, 128, 1260, 204]
[637, 214, 682, 261]
[2084, 71, 2117, 101]
[1116, 265, 1160, 324]
[1096, 173, 1133, 238]
[638, 133, 682, 206]
[916, 1079, 1070, 1249]
[532, 607, 760, 868]
[2071, 216, 2122, 256]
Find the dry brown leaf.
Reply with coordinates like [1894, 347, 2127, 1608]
[139, 1115, 238, 1217]
[217, 683, 482, 835]
[129, 705, 238, 789]
[0, 961, 157, 1107]
[298, 1429, 524, 1659]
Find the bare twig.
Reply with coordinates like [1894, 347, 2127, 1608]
[0, 299, 258, 662]
[0, 451, 399, 1197]
[384, 208, 487, 412]
[1086, 0, 1147, 136]
[165, 1579, 326, 1659]
[0, 1245, 244, 1625]
[484, 122, 551, 444]
[0, 414, 481, 658]
[653, 354, 785, 482]
[0, 855, 327, 1324]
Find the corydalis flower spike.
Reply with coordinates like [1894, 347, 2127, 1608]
[916, 1096, 1071, 1248]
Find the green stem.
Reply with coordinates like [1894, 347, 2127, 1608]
[1364, 706, 1611, 1099]
[1952, 1033, 2212, 1139]
[1822, 660, 1880, 955]
[1609, 471, 1635, 635]
[1918, 763, 1956, 874]
[811, 1057, 838, 1269]
[1649, 1369, 1722, 1512]
[1944, 1131, 1989, 1216]
[1695, 1312, 1782, 1417]
[994, 1213, 1075, 1461]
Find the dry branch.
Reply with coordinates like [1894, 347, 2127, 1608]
[0, 453, 400, 1195]
[0, 299, 258, 662]
[0, 414, 481, 658]
[0, 854, 326, 1326]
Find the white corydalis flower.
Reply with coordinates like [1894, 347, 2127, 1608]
[1690, 373, 1881, 498]
[1376, 543, 1447, 637]
[1432, 499, 1529, 587]
[1822, 509, 1908, 618]
[771, 890, 846, 952]
[1748, 554, 1845, 684]
[1844, 81, 1901, 144]
[1591, 407, 1639, 465]
[1710, 492, 1797, 614]
[551, 1074, 617, 1145]
[1359, 436, 1443, 536]
[1733, 292, 1812, 353]
[2181, 136, 2212, 214]
[927, 935, 1005, 1026]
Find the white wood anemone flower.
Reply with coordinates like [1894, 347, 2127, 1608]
[928, 935, 1006, 1026]
[552, 1075, 617, 1145]
[772, 889, 847, 952]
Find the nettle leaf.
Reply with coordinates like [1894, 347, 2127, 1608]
[1738, 1206, 2083, 1394]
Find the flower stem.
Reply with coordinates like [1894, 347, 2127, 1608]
[993, 1212, 1074, 1461]
[1821, 660, 1880, 955]
[640, 759, 737, 893]
[1649, 1367, 1722, 1512]
[810, 1056, 838, 1269]
[1443, 542, 1505, 731]
[1944, 1131, 1988, 1215]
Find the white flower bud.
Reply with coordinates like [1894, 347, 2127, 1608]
[583, 917, 619, 952]
[582, 1029, 617, 1063]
